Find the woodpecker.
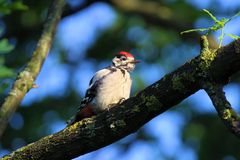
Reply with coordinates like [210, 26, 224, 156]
[67, 51, 139, 125]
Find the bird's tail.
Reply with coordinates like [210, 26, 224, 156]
[66, 104, 95, 126]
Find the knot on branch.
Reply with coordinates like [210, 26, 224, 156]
[200, 36, 209, 51]
[9, 71, 34, 98]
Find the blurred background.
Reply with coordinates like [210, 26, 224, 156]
[0, 0, 240, 159]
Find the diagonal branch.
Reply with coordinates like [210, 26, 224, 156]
[204, 83, 240, 137]
[3, 38, 240, 160]
[0, 0, 65, 138]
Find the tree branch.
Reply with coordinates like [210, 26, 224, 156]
[204, 83, 240, 137]
[3, 37, 240, 159]
[0, 0, 65, 138]
[199, 37, 240, 137]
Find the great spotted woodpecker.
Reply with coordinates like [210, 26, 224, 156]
[68, 51, 139, 125]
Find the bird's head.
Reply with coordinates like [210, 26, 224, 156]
[112, 51, 140, 72]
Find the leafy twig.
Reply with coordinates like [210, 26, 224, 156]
[181, 9, 240, 48]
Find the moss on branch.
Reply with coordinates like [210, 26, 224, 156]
[204, 83, 240, 137]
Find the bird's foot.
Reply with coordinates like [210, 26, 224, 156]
[118, 98, 126, 104]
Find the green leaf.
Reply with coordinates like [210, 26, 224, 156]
[0, 1, 28, 15]
[226, 33, 240, 40]
[218, 28, 225, 48]
[0, 66, 15, 78]
[230, 11, 240, 21]
[0, 7, 11, 14]
[0, 39, 14, 54]
[0, 0, 11, 14]
[180, 28, 209, 34]
[0, 57, 4, 65]
[10, 1, 28, 11]
[181, 9, 240, 48]
[203, 9, 218, 22]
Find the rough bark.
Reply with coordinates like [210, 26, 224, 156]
[205, 83, 240, 137]
[2, 37, 240, 160]
[0, 0, 65, 138]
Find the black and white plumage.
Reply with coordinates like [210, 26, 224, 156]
[68, 51, 139, 125]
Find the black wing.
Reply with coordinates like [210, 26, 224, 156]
[77, 66, 116, 111]
[77, 78, 99, 112]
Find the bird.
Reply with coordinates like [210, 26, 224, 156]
[67, 51, 139, 125]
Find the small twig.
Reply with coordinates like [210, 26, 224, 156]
[200, 35, 209, 52]
[0, 0, 65, 138]
[181, 9, 240, 48]
[204, 83, 240, 137]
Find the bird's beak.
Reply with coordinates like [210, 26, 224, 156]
[131, 60, 141, 64]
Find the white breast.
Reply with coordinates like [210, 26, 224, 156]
[93, 68, 132, 111]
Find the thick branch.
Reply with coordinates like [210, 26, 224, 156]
[0, 0, 65, 138]
[3, 38, 240, 160]
[204, 83, 240, 137]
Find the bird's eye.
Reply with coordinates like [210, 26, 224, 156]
[116, 55, 121, 58]
[121, 57, 127, 61]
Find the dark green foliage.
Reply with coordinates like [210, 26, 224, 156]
[183, 115, 240, 159]
[0, 0, 28, 15]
